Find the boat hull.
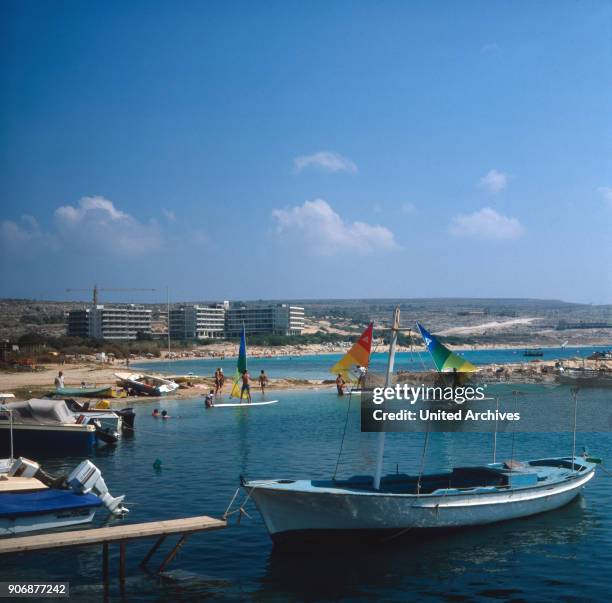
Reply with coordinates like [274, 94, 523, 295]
[246, 466, 595, 546]
[0, 423, 97, 457]
[0, 491, 102, 536]
[0, 508, 97, 536]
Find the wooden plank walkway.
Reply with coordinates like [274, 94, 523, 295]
[0, 515, 228, 593]
[0, 515, 227, 554]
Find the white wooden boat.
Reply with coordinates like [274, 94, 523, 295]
[245, 456, 596, 546]
[243, 308, 599, 547]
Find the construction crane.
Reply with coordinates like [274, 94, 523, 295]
[65, 285, 156, 305]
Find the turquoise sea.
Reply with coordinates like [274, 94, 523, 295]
[1, 384, 611, 601]
[133, 346, 607, 381]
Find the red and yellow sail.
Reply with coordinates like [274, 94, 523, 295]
[331, 323, 374, 381]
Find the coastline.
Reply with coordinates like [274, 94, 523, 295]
[1, 353, 609, 402]
[132, 340, 611, 364]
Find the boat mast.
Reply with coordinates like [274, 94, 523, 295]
[373, 306, 401, 490]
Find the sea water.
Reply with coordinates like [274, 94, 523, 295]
[1, 385, 611, 601]
[133, 346, 605, 381]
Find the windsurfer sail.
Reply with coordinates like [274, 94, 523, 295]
[331, 322, 374, 381]
[417, 323, 476, 372]
[230, 324, 248, 399]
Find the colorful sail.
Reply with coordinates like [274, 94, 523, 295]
[417, 323, 476, 373]
[331, 323, 374, 381]
[230, 324, 248, 398]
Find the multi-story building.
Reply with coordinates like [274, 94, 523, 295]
[224, 304, 304, 338]
[67, 305, 152, 340]
[169, 304, 226, 340]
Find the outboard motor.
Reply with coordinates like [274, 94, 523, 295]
[67, 460, 128, 516]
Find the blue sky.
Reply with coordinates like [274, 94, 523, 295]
[1, 1, 610, 304]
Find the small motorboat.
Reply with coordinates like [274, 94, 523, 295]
[0, 457, 127, 536]
[0, 399, 97, 456]
[65, 399, 136, 433]
[114, 373, 179, 397]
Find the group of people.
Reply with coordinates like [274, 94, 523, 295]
[151, 409, 170, 418]
[204, 368, 269, 407]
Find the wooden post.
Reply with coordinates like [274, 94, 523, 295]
[119, 542, 126, 592]
[140, 535, 166, 568]
[102, 542, 109, 596]
[157, 534, 189, 574]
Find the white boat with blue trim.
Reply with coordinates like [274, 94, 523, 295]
[243, 308, 600, 547]
[244, 455, 597, 546]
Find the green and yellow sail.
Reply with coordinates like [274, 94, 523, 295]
[230, 324, 248, 398]
[417, 323, 476, 373]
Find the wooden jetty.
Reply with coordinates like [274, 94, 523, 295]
[0, 515, 227, 592]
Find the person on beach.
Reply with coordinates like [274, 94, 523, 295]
[241, 370, 252, 404]
[219, 368, 225, 389]
[205, 390, 215, 408]
[336, 373, 346, 396]
[54, 371, 64, 389]
[258, 370, 268, 396]
[213, 369, 221, 395]
[152, 409, 159, 417]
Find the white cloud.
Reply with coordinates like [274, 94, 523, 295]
[293, 151, 357, 174]
[0, 215, 40, 242]
[272, 199, 399, 255]
[449, 207, 524, 240]
[162, 208, 177, 221]
[597, 186, 612, 207]
[56, 196, 128, 223]
[54, 196, 160, 254]
[479, 169, 508, 193]
[400, 202, 417, 215]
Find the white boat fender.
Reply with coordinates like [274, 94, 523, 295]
[67, 460, 129, 516]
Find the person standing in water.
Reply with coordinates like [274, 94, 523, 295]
[336, 373, 346, 396]
[205, 390, 215, 408]
[258, 370, 268, 396]
[213, 368, 221, 396]
[241, 370, 252, 404]
[219, 368, 225, 391]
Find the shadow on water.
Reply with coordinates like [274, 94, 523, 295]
[257, 496, 596, 602]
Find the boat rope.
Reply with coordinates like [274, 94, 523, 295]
[416, 430, 430, 495]
[222, 480, 279, 524]
[333, 389, 354, 481]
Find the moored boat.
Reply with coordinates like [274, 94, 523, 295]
[53, 386, 114, 398]
[243, 308, 600, 548]
[114, 372, 179, 396]
[524, 348, 544, 357]
[0, 456, 127, 536]
[245, 456, 597, 546]
[0, 400, 97, 456]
